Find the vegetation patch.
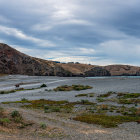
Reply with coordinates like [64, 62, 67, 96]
[40, 84, 47, 88]
[117, 93, 140, 99]
[73, 114, 140, 128]
[0, 84, 47, 95]
[98, 91, 115, 98]
[54, 85, 92, 92]
[96, 97, 105, 102]
[19, 99, 74, 113]
[0, 107, 32, 129]
[118, 98, 140, 104]
[75, 93, 94, 97]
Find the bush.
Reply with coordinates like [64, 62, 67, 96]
[40, 84, 47, 88]
[40, 123, 47, 129]
[11, 110, 21, 118]
[80, 100, 90, 104]
[21, 98, 28, 102]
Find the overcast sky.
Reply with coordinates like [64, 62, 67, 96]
[0, 0, 140, 65]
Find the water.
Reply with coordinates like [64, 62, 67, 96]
[0, 75, 140, 103]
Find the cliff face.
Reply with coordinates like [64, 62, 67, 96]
[1, 43, 140, 77]
[104, 65, 140, 76]
[85, 67, 111, 76]
[0, 43, 72, 76]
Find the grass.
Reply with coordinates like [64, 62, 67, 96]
[118, 99, 140, 104]
[96, 97, 105, 102]
[73, 114, 140, 128]
[40, 123, 47, 129]
[117, 93, 140, 99]
[75, 93, 94, 97]
[0, 84, 48, 95]
[18, 99, 74, 113]
[98, 91, 115, 98]
[0, 107, 32, 129]
[0, 90, 16, 94]
[54, 85, 92, 92]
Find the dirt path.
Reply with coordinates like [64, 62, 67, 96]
[0, 104, 140, 140]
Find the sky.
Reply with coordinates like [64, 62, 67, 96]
[0, 0, 140, 66]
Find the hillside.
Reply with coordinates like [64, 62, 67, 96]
[1, 43, 140, 76]
[0, 43, 72, 76]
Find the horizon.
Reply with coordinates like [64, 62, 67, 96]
[0, 0, 140, 66]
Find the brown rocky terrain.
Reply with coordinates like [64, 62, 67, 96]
[1, 43, 140, 76]
[0, 43, 72, 76]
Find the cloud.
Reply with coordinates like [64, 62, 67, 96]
[52, 56, 115, 66]
[0, 25, 55, 47]
[0, 0, 140, 65]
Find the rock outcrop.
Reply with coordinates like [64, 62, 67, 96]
[1, 43, 140, 77]
[85, 67, 111, 76]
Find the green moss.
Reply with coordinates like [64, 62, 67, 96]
[73, 114, 140, 128]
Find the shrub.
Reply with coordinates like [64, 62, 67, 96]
[80, 100, 90, 104]
[11, 110, 21, 118]
[40, 123, 47, 129]
[21, 98, 28, 102]
[51, 107, 61, 112]
[40, 84, 47, 88]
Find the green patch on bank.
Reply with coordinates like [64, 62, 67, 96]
[75, 93, 94, 97]
[54, 85, 92, 92]
[0, 84, 47, 94]
[117, 93, 140, 99]
[73, 114, 140, 128]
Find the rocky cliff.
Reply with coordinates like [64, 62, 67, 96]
[1, 43, 140, 77]
[0, 43, 72, 76]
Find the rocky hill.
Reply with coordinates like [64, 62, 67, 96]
[0, 43, 72, 76]
[1, 43, 140, 77]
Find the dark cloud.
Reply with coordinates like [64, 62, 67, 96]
[0, 0, 140, 65]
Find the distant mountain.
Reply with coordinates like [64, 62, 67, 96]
[1, 43, 140, 77]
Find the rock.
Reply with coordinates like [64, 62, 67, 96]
[85, 67, 111, 76]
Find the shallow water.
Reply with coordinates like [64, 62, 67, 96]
[0, 75, 140, 103]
